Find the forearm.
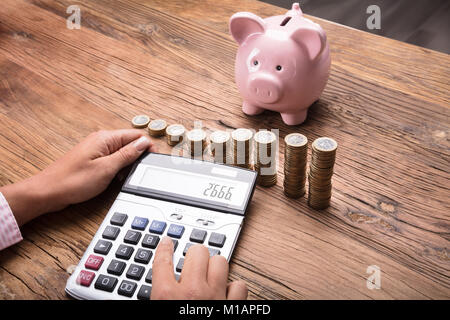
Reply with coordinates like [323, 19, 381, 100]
[0, 174, 57, 226]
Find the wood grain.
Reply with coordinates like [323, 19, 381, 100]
[0, 0, 449, 299]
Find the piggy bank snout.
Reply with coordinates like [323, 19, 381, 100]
[248, 74, 282, 104]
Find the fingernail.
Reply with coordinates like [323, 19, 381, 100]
[133, 136, 150, 152]
[161, 236, 172, 245]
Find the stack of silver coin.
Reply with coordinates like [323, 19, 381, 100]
[308, 137, 337, 209]
[210, 130, 232, 164]
[283, 133, 308, 198]
[231, 128, 253, 169]
[254, 131, 277, 187]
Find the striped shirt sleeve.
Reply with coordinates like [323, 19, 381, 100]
[0, 191, 23, 250]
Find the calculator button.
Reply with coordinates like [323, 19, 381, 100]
[175, 258, 184, 273]
[94, 240, 112, 255]
[137, 285, 152, 300]
[118, 280, 137, 297]
[172, 239, 179, 252]
[149, 220, 167, 234]
[85, 254, 104, 270]
[145, 268, 153, 283]
[183, 243, 194, 256]
[167, 224, 185, 239]
[124, 230, 142, 245]
[116, 244, 134, 260]
[190, 229, 207, 243]
[208, 248, 221, 257]
[102, 226, 120, 240]
[208, 232, 226, 248]
[107, 259, 126, 276]
[126, 264, 145, 280]
[76, 270, 95, 287]
[110, 212, 128, 226]
[142, 234, 160, 249]
[95, 274, 118, 292]
[175, 273, 181, 282]
[134, 248, 153, 265]
[131, 217, 149, 230]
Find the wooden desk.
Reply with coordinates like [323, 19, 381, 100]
[0, 0, 448, 299]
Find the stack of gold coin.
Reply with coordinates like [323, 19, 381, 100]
[166, 124, 185, 146]
[147, 119, 167, 137]
[254, 131, 277, 187]
[231, 128, 253, 169]
[186, 129, 207, 156]
[283, 133, 308, 198]
[131, 115, 150, 128]
[210, 130, 232, 164]
[308, 137, 337, 209]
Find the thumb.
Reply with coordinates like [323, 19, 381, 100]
[108, 136, 151, 173]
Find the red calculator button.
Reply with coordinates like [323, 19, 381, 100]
[85, 254, 104, 270]
[76, 270, 95, 287]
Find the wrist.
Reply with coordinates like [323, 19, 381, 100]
[0, 174, 61, 225]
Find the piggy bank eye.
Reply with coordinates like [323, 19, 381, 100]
[253, 60, 259, 66]
[276, 65, 282, 71]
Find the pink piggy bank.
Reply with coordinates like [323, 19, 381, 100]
[229, 3, 330, 125]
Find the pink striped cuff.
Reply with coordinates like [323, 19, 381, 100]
[0, 192, 22, 250]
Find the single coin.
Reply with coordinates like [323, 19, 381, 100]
[232, 128, 253, 142]
[312, 137, 337, 152]
[148, 119, 167, 137]
[131, 115, 150, 128]
[254, 131, 277, 145]
[285, 133, 308, 147]
[210, 130, 231, 144]
[186, 128, 207, 142]
[166, 124, 185, 146]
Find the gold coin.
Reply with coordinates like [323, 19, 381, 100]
[131, 115, 150, 128]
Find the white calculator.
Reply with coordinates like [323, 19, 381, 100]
[65, 152, 257, 300]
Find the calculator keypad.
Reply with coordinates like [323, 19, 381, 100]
[124, 230, 142, 245]
[149, 220, 167, 234]
[95, 275, 118, 292]
[77, 213, 229, 299]
[94, 240, 112, 255]
[116, 244, 134, 260]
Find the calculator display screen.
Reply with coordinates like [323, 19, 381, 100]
[137, 165, 249, 207]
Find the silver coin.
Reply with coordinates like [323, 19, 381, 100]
[132, 115, 150, 127]
[187, 129, 206, 141]
[313, 137, 337, 152]
[254, 131, 276, 144]
[210, 130, 230, 144]
[166, 124, 185, 136]
[149, 119, 167, 130]
[285, 133, 307, 147]
[232, 128, 253, 141]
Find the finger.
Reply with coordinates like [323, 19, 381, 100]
[207, 255, 229, 293]
[226, 281, 248, 300]
[102, 129, 148, 153]
[107, 135, 152, 173]
[181, 244, 210, 283]
[152, 237, 177, 287]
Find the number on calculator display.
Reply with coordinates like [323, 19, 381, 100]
[203, 183, 234, 201]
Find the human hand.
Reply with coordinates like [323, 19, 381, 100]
[1, 129, 156, 225]
[151, 237, 248, 300]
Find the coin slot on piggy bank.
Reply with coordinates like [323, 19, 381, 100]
[229, 2, 331, 125]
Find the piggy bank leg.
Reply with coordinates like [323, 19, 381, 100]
[242, 101, 264, 115]
[280, 110, 308, 125]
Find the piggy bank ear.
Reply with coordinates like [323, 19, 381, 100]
[291, 25, 326, 60]
[229, 12, 265, 45]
